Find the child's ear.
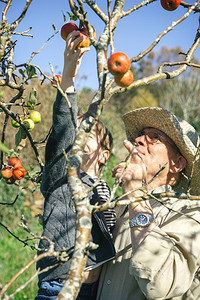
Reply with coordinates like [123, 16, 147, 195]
[99, 150, 110, 164]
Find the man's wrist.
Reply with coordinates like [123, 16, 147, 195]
[129, 213, 155, 228]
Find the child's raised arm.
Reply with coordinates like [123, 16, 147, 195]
[60, 31, 90, 93]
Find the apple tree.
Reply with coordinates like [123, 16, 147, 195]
[0, 0, 200, 299]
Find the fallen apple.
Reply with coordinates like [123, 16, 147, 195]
[107, 52, 131, 76]
[160, 0, 181, 11]
[61, 22, 78, 41]
[114, 70, 134, 87]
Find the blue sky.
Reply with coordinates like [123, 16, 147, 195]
[1, 0, 199, 90]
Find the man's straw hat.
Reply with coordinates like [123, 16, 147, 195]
[122, 107, 200, 195]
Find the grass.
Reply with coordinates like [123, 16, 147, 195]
[0, 229, 39, 299]
[0, 222, 42, 299]
[0, 180, 42, 299]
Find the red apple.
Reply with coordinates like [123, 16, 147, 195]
[61, 22, 78, 41]
[81, 25, 97, 43]
[1, 167, 13, 179]
[8, 157, 22, 168]
[12, 166, 26, 180]
[52, 75, 62, 85]
[160, 0, 181, 11]
[114, 70, 134, 87]
[107, 52, 131, 76]
[75, 32, 90, 50]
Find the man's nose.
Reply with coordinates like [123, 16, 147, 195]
[135, 134, 147, 146]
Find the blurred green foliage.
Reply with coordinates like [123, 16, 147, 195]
[0, 179, 42, 299]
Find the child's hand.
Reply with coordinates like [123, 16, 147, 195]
[61, 31, 90, 92]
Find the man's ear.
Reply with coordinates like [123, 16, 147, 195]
[99, 150, 110, 165]
[169, 155, 186, 174]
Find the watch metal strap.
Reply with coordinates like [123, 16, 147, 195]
[129, 213, 154, 228]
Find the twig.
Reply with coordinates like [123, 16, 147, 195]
[28, 30, 59, 64]
[131, 0, 200, 63]
[49, 62, 71, 108]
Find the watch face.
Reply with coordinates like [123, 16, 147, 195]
[136, 214, 149, 226]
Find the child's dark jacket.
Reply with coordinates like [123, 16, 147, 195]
[36, 91, 115, 283]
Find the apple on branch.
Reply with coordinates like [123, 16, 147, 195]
[12, 166, 26, 180]
[1, 167, 13, 179]
[8, 157, 22, 168]
[160, 0, 181, 11]
[60, 22, 78, 40]
[52, 75, 62, 86]
[61, 22, 90, 50]
[30, 111, 41, 124]
[114, 69, 134, 87]
[80, 25, 97, 44]
[75, 32, 90, 50]
[23, 118, 35, 131]
[107, 52, 131, 76]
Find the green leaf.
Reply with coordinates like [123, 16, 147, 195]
[62, 10, 66, 22]
[67, 12, 77, 21]
[15, 128, 26, 148]
[52, 23, 57, 32]
[19, 69, 27, 80]
[28, 88, 37, 110]
[74, 2, 79, 11]
[0, 142, 9, 153]
[27, 65, 37, 79]
[0, 91, 4, 98]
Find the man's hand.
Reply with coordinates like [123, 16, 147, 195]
[113, 140, 155, 250]
[112, 140, 146, 195]
[60, 31, 90, 92]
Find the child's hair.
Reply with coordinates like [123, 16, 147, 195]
[77, 114, 113, 153]
[95, 120, 113, 152]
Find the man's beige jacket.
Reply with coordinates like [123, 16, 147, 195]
[97, 185, 200, 300]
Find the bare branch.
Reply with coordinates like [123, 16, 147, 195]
[1, 0, 12, 22]
[28, 30, 59, 64]
[131, 0, 200, 63]
[10, 0, 33, 31]
[85, 0, 109, 23]
[49, 61, 71, 108]
[181, 0, 200, 12]
[122, 0, 157, 17]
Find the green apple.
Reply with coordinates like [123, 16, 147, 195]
[30, 111, 41, 124]
[11, 119, 20, 128]
[23, 118, 35, 131]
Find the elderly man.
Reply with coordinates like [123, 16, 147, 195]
[97, 107, 200, 300]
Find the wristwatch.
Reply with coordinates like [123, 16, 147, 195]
[129, 213, 155, 228]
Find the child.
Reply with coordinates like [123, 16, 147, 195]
[35, 31, 116, 300]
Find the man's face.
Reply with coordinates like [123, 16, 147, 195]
[130, 127, 181, 182]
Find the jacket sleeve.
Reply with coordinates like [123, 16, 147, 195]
[129, 201, 200, 299]
[40, 91, 78, 197]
